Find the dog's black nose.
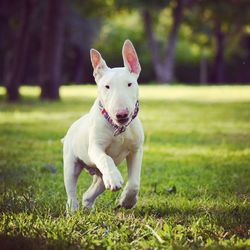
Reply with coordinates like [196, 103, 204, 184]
[116, 112, 128, 119]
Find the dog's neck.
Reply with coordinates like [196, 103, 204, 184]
[98, 100, 139, 136]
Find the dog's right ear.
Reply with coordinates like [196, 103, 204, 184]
[90, 49, 108, 81]
[122, 40, 141, 77]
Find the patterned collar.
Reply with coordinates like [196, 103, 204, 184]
[98, 100, 139, 136]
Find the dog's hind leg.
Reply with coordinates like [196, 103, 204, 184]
[64, 154, 82, 214]
[82, 175, 105, 208]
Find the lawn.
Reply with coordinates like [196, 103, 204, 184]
[0, 85, 249, 249]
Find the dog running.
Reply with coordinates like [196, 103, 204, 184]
[63, 40, 144, 213]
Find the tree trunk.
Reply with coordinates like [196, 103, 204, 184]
[73, 47, 84, 83]
[81, 49, 95, 83]
[4, 0, 36, 102]
[142, 9, 162, 82]
[142, 0, 185, 83]
[39, 0, 65, 100]
[162, 0, 185, 83]
[200, 50, 207, 84]
[213, 24, 225, 83]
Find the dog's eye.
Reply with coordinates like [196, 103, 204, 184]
[105, 85, 110, 89]
[128, 83, 132, 87]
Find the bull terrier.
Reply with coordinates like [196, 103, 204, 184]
[63, 40, 144, 212]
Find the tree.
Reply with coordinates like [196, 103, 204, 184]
[188, 0, 250, 83]
[142, 0, 187, 83]
[65, 6, 101, 83]
[39, 0, 66, 100]
[116, 0, 192, 83]
[3, 0, 36, 101]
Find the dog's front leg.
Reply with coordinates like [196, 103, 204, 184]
[119, 147, 143, 208]
[88, 145, 124, 191]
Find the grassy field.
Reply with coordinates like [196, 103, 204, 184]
[0, 85, 249, 249]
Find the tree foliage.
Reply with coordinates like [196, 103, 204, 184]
[184, 0, 250, 82]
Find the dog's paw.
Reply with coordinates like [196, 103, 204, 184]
[82, 197, 95, 209]
[102, 169, 124, 191]
[66, 199, 79, 215]
[119, 187, 139, 209]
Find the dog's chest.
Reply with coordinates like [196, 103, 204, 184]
[106, 133, 134, 164]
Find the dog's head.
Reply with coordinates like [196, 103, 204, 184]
[90, 40, 141, 126]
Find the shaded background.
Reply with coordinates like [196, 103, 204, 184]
[0, 0, 250, 101]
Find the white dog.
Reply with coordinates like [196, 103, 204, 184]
[63, 40, 144, 212]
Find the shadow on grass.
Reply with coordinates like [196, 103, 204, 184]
[0, 234, 77, 250]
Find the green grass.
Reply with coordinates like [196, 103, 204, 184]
[0, 85, 250, 249]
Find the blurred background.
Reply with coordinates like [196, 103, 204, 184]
[0, 0, 250, 101]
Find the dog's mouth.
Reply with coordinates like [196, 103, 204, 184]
[116, 117, 129, 125]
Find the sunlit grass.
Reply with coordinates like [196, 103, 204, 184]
[0, 85, 250, 249]
[1, 84, 250, 102]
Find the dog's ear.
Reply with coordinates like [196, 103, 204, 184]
[90, 49, 108, 81]
[122, 40, 141, 76]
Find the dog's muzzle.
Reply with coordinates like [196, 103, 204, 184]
[115, 109, 129, 125]
[99, 100, 139, 136]
[116, 117, 129, 125]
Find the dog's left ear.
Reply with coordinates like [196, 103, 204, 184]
[122, 40, 141, 76]
[90, 49, 109, 81]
